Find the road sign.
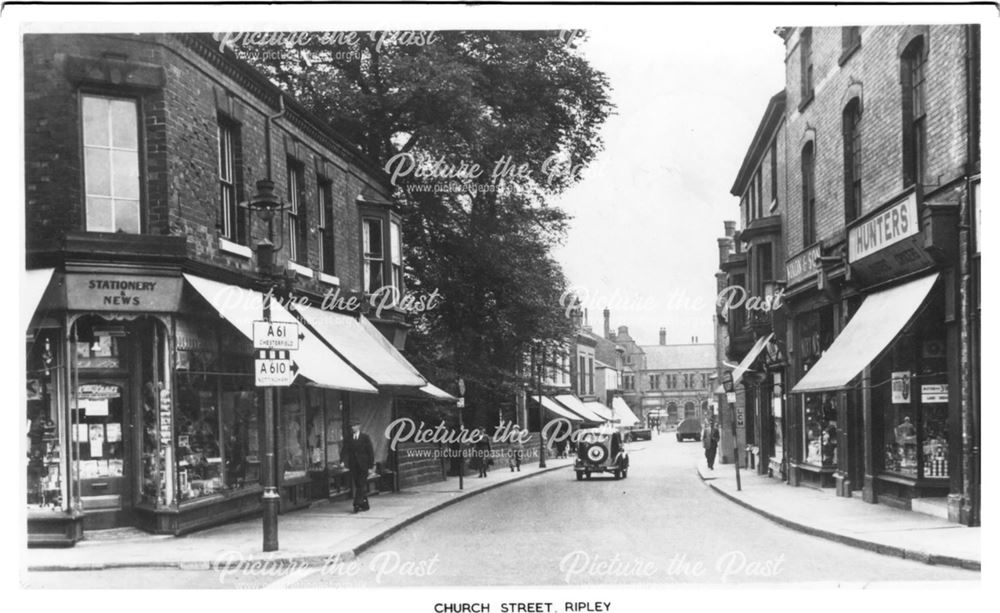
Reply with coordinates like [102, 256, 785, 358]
[721, 371, 735, 393]
[253, 320, 302, 351]
[255, 350, 298, 386]
[726, 392, 737, 404]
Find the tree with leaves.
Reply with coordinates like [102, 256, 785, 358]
[246, 30, 614, 428]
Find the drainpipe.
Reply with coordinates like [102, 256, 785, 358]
[265, 94, 287, 181]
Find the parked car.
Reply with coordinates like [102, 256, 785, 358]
[623, 427, 652, 442]
[675, 417, 703, 442]
[574, 426, 629, 480]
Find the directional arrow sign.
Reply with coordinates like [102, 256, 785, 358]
[253, 320, 301, 351]
[255, 350, 298, 386]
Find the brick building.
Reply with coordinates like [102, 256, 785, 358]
[716, 25, 980, 525]
[24, 33, 453, 545]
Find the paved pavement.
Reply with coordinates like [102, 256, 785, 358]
[23, 434, 979, 588]
[24, 455, 576, 572]
[697, 457, 980, 570]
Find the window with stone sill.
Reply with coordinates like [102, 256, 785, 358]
[287, 158, 307, 265]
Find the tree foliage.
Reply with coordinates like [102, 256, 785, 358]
[247, 30, 614, 426]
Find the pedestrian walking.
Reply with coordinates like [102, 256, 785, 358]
[340, 419, 375, 513]
[702, 418, 721, 470]
[474, 428, 492, 477]
[508, 426, 523, 472]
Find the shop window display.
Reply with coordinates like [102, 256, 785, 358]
[876, 293, 949, 480]
[307, 388, 326, 469]
[175, 318, 261, 500]
[802, 392, 837, 466]
[26, 330, 62, 510]
[282, 389, 307, 480]
[325, 391, 345, 467]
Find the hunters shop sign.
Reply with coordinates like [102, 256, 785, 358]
[65, 274, 182, 311]
[847, 192, 934, 281]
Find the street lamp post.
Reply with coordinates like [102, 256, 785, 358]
[246, 178, 287, 552]
[457, 378, 465, 491]
[537, 345, 546, 469]
[721, 370, 741, 491]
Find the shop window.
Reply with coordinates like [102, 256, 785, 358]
[325, 390, 345, 467]
[82, 94, 141, 233]
[318, 178, 335, 274]
[875, 295, 949, 479]
[175, 319, 259, 501]
[802, 392, 838, 466]
[362, 217, 385, 292]
[843, 98, 862, 223]
[282, 389, 307, 481]
[901, 37, 927, 188]
[26, 329, 62, 510]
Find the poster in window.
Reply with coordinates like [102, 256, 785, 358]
[891, 371, 911, 404]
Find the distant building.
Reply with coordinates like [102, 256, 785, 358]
[638, 330, 716, 426]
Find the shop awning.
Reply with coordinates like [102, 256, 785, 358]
[22, 268, 55, 331]
[584, 400, 615, 422]
[294, 304, 426, 388]
[792, 273, 939, 393]
[553, 394, 606, 422]
[421, 383, 458, 402]
[183, 274, 376, 393]
[611, 397, 640, 427]
[534, 395, 583, 422]
[731, 333, 774, 386]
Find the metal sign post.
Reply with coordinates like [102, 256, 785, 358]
[253, 312, 301, 551]
[721, 371, 741, 492]
[457, 378, 465, 491]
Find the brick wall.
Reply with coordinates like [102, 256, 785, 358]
[782, 25, 970, 253]
[24, 33, 393, 295]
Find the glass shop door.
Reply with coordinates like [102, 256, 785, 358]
[74, 380, 134, 529]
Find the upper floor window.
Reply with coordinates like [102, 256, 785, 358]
[842, 26, 862, 61]
[800, 28, 814, 106]
[801, 141, 816, 246]
[287, 159, 307, 264]
[362, 217, 385, 292]
[587, 357, 594, 395]
[217, 117, 245, 243]
[82, 94, 140, 233]
[901, 37, 927, 187]
[769, 140, 778, 210]
[390, 220, 403, 291]
[843, 99, 863, 223]
[317, 178, 335, 274]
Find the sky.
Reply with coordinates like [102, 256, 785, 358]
[551, 22, 786, 348]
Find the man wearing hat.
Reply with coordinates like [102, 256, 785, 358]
[340, 419, 376, 512]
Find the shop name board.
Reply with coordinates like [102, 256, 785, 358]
[786, 244, 821, 285]
[921, 384, 948, 404]
[65, 274, 182, 312]
[849, 193, 918, 262]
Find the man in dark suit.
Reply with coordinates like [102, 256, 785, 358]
[340, 419, 375, 512]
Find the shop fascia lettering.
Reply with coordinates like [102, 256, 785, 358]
[849, 193, 918, 262]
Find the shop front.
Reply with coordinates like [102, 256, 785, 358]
[791, 185, 962, 511]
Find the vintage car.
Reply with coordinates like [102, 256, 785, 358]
[623, 426, 652, 442]
[675, 417, 703, 442]
[574, 426, 629, 480]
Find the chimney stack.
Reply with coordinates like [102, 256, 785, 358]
[717, 236, 734, 265]
[659, 328, 667, 345]
[617, 325, 629, 339]
[603, 308, 611, 339]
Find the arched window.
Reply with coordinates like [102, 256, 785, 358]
[843, 99, 862, 223]
[901, 36, 927, 187]
[801, 141, 816, 246]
